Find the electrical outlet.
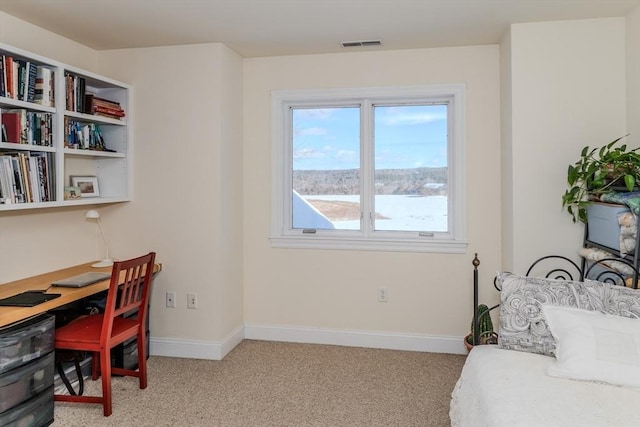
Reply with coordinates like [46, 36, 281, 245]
[187, 292, 197, 309]
[378, 287, 389, 302]
[166, 291, 176, 308]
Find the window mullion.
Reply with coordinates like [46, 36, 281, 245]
[361, 99, 374, 237]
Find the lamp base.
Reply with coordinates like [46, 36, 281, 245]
[92, 258, 114, 268]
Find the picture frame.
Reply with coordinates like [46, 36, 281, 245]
[70, 176, 100, 197]
[63, 186, 82, 200]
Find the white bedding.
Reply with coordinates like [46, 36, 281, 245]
[449, 345, 640, 427]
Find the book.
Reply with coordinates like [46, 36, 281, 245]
[92, 95, 120, 106]
[26, 62, 37, 103]
[0, 56, 5, 97]
[1, 112, 21, 143]
[11, 60, 19, 100]
[34, 66, 54, 107]
[16, 59, 26, 101]
[93, 105, 126, 117]
[4, 55, 14, 98]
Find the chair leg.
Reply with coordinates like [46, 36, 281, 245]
[92, 351, 100, 380]
[137, 329, 148, 389]
[99, 350, 113, 416]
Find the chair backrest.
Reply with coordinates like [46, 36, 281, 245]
[101, 252, 156, 342]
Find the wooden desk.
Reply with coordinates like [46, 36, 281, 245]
[0, 261, 161, 328]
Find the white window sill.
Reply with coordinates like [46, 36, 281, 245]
[269, 235, 468, 253]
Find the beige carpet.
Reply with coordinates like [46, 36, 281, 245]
[52, 340, 467, 427]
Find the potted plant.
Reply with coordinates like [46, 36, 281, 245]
[562, 135, 640, 223]
[464, 303, 498, 351]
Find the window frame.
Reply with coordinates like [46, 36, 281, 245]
[271, 84, 467, 253]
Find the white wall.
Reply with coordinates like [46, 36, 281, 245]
[0, 12, 96, 71]
[502, 17, 629, 273]
[243, 46, 502, 352]
[96, 44, 245, 358]
[627, 6, 640, 147]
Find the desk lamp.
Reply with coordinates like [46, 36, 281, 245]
[85, 209, 113, 268]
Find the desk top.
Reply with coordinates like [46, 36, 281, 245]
[0, 261, 161, 328]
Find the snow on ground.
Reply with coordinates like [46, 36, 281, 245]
[304, 195, 447, 231]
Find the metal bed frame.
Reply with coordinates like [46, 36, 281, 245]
[471, 253, 639, 346]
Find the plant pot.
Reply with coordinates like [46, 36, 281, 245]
[463, 334, 474, 352]
[464, 332, 498, 352]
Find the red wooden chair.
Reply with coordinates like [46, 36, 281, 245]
[54, 252, 156, 416]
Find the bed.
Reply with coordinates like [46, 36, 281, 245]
[450, 255, 640, 427]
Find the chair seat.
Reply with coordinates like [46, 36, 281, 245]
[56, 314, 139, 349]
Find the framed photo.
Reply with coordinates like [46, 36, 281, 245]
[70, 176, 100, 197]
[64, 186, 82, 200]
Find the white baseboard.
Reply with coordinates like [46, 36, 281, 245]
[149, 324, 467, 360]
[244, 323, 467, 355]
[149, 325, 244, 360]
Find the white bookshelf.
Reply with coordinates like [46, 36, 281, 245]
[0, 43, 131, 211]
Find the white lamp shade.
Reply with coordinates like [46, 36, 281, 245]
[85, 210, 100, 219]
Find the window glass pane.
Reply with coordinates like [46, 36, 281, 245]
[373, 104, 448, 232]
[291, 107, 361, 230]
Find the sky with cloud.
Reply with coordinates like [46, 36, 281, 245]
[292, 104, 447, 171]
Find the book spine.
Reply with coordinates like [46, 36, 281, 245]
[0, 55, 5, 97]
[35, 66, 54, 107]
[16, 60, 26, 101]
[27, 62, 37, 103]
[5, 55, 14, 98]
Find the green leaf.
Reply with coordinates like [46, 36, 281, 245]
[567, 165, 578, 185]
[624, 174, 636, 191]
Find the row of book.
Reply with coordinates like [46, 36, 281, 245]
[1, 109, 54, 146]
[0, 55, 55, 107]
[65, 73, 125, 120]
[64, 118, 106, 150]
[0, 151, 55, 204]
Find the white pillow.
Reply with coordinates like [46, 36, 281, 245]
[541, 304, 640, 389]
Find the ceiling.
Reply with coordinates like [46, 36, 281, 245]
[0, 0, 638, 58]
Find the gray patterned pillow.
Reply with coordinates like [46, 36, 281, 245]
[496, 272, 640, 356]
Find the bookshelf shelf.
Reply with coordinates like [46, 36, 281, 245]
[64, 110, 126, 126]
[63, 148, 126, 158]
[0, 142, 56, 153]
[0, 43, 131, 210]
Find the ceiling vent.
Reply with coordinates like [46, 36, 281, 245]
[340, 40, 382, 48]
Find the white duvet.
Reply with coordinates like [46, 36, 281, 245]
[449, 345, 640, 427]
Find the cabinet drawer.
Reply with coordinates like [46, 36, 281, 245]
[0, 352, 54, 414]
[0, 315, 55, 375]
[0, 386, 53, 427]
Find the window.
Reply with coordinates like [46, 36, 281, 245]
[271, 85, 466, 253]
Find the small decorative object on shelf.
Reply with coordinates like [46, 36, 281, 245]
[70, 175, 99, 198]
[63, 186, 81, 200]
